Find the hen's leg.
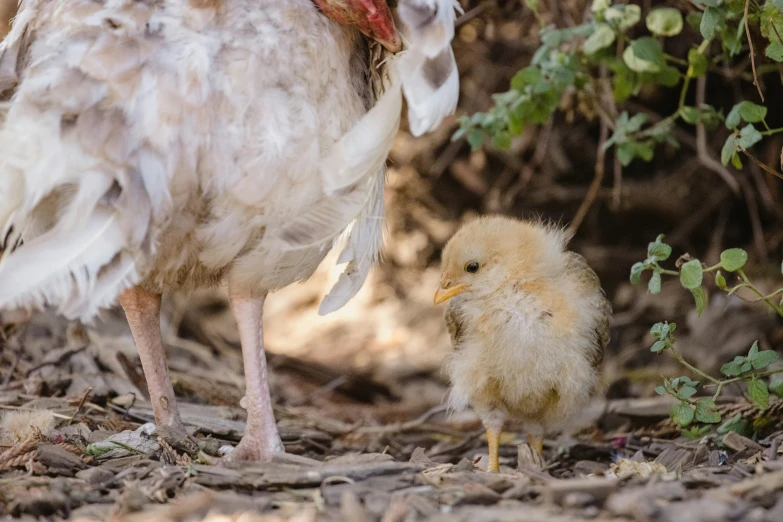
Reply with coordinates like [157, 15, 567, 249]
[223, 290, 284, 463]
[120, 287, 195, 453]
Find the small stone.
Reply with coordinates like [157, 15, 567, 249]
[36, 443, 86, 474]
[76, 467, 114, 485]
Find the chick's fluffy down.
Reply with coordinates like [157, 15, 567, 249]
[440, 216, 610, 433]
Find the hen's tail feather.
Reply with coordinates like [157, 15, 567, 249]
[320, 56, 402, 195]
[397, 0, 461, 137]
[0, 207, 138, 321]
[318, 165, 385, 315]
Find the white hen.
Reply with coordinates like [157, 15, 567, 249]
[0, 0, 459, 462]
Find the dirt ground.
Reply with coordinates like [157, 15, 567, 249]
[4, 0, 783, 521]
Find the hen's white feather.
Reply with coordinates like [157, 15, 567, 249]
[397, 0, 461, 57]
[320, 56, 401, 195]
[396, 0, 461, 137]
[0, 207, 136, 320]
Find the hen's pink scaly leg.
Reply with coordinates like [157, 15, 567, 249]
[119, 287, 187, 438]
[224, 289, 284, 462]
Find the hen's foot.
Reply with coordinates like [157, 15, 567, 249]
[156, 424, 199, 456]
[218, 435, 284, 467]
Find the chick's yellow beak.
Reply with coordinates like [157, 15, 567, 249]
[433, 282, 469, 305]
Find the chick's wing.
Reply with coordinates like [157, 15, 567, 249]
[564, 252, 611, 368]
[444, 300, 465, 349]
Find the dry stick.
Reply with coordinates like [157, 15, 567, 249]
[455, 1, 492, 28]
[569, 67, 611, 235]
[611, 36, 625, 211]
[695, 76, 741, 193]
[740, 145, 783, 181]
[68, 386, 93, 426]
[739, 177, 768, 263]
[354, 404, 447, 435]
[569, 116, 608, 235]
[745, 0, 765, 102]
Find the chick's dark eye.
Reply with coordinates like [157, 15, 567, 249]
[465, 262, 480, 274]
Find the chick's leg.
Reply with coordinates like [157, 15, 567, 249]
[527, 433, 544, 455]
[224, 290, 284, 463]
[483, 411, 506, 473]
[120, 287, 194, 453]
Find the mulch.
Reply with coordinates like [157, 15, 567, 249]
[2, 310, 783, 522]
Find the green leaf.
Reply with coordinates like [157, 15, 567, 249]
[725, 101, 766, 132]
[770, 379, 783, 399]
[720, 248, 748, 272]
[690, 286, 707, 316]
[646, 8, 683, 36]
[655, 385, 667, 395]
[651, 340, 667, 353]
[748, 339, 779, 369]
[766, 41, 783, 62]
[677, 386, 698, 399]
[492, 131, 512, 150]
[739, 102, 768, 124]
[715, 271, 727, 290]
[648, 234, 672, 261]
[738, 124, 763, 149]
[654, 65, 681, 88]
[617, 143, 635, 166]
[687, 48, 709, 77]
[749, 379, 770, 410]
[591, 0, 610, 12]
[680, 106, 700, 124]
[682, 425, 712, 440]
[751, 350, 778, 370]
[680, 260, 704, 289]
[670, 402, 695, 427]
[721, 356, 747, 377]
[731, 150, 743, 169]
[630, 262, 645, 285]
[467, 129, 485, 150]
[648, 270, 662, 295]
[726, 104, 743, 130]
[605, 5, 641, 30]
[650, 322, 665, 337]
[511, 66, 543, 90]
[623, 37, 665, 73]
[718, 413, 751, 437]
[584, 24, 616, 55]
[678, 376, 699, 388]
[721, 135, 738, 166]
[700, 6, 723, 40]
[695, 398, 721, 424]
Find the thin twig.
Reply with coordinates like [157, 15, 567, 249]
[744, 0, 765, 102]
[569, 67, 611, 235]
[354, 404, 447, 434]
[68, 386, 93, 426]
[695, 76, 741, 193]
[739, 146, 783, 181]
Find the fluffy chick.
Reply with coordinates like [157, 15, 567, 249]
[434, 216, 611, 472]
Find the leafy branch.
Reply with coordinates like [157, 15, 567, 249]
[647, 322, 783, 438]
[454, 0, 783, 187]
[630, 234, 783, 317]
